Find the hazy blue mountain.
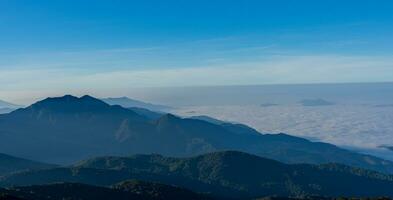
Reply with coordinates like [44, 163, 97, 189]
[379, 145, 393, 152]
[102, 97, 172, 112]
[0, 95, 392, 174]
[260, 103, 279, 107]
[189, 115, 262, 136]
[0, 100, 20, 109]
[299, 99, 335, 106]
[0, 108, 15, 114]
[128, 107, 165, 120]
[2, 151, 393, 198]
[0, 153, 55, 176]
[189, 115, 227, 125]
[0, 100, 21, 114]
[0, 95, 150, 163]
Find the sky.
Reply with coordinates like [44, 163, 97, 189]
[1, 0, 393, 103]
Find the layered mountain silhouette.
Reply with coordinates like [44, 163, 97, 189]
[0, 153, 55, 176]
[0, 95, 392, 174]
[1, 151, 393, 198]
[102, 97, 171, 112]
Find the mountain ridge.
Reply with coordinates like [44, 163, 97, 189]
[102, 97, 172, 112]
[0, 153, 56, 176]
[2, 151, 393, 198]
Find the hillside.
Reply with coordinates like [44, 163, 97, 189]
[2, 151, 393, 198]
[0, 153, 55, 176]
[0, 182, 210, 200]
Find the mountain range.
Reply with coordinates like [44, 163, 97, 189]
[0, 95, 392, 174]
[101, 97, 172, 112]
[1, 151, 393, 198]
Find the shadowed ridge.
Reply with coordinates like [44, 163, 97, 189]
[0, 153, 56, 176]
[113, 180, 211, 200]
[5, 151, 393, 198]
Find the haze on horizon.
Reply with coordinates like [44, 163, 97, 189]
[1, 1, 393, 103]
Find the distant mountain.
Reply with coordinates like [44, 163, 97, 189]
[128, 107, 165, 120]
[0, 108, 15, 114]
[0, 100, 21, 114]
[0, 153, 55, 176]
[379, 145, 393, 152]
[102, 97, 171, 112]
[189, 115, 227, 125]
[2, 151, 393, 198]
[189, 115, 261, 136]
[0, 100, 20, 109]
[0, 95, 392, 174]
[299, 99, 335, 106]
[0, 182, 210, 200]
[260, 103, 279, 107]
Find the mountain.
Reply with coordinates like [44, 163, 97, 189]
[0, 108, 15, 114]
[2, 151, 393, 198]
[0, 95, 392, 174]
[0, 95, 149, 163]
[189, 115, 227, 125]
[128, 107, 165, 120]
[113, 180, 211, 200]
[299, 99, 335, 106]
[0, 100, 21, 114]
[0, 100, 20, 109]
[102, 97, 171, 112]
[0, 182, 210, 200]
[0, 153, 55, 176]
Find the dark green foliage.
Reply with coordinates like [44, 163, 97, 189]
[2, 151, 393, 198]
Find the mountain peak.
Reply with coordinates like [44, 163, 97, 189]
[17, 95, 111, 114]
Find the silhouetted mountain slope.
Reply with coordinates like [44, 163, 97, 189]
[102, 97, 171, 112]
[0, 153, 55, 176]
[128, 107, 165, 120]
[1, 151, 393, 198]
[189, 115, 227, 125]
[0, 95, 392, 174]
[113, 180, 211, 200]
[0, 182, 210, 200]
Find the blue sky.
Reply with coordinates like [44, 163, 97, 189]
[1, 0, 393, 103]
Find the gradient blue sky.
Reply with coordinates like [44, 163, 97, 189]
[1, 0, 393, 103]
